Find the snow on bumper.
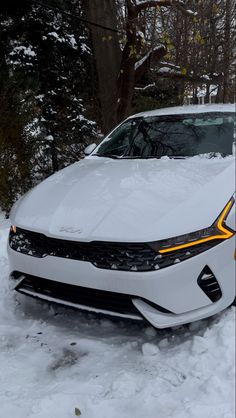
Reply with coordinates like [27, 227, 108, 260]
[8, 236, 235, 328]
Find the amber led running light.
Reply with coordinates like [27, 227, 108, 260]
[11, 225, 17, 233]
[159, 198, 235, 254]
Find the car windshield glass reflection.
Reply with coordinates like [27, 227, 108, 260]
[95, 112, 235, 159]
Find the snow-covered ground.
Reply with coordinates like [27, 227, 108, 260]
[0, 212, 235, 418]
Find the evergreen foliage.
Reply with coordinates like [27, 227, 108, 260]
[0, 0, 97, 212]
[0, 0, 235, 213]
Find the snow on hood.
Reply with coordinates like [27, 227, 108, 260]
[11, 156, 235, 242]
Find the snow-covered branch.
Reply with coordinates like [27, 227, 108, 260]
[157, 66, 181, 76]
[135, 45, 166, 71]
[135, 45, 166, 81]
[135, 0, 197, 16]
[154, 65, 223, 84]
[135, 83, 156, 91]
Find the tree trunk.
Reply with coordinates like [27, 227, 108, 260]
[117, 2, 137, 123]
[222, 0, 231, 103]
[86, 0, 121, 133]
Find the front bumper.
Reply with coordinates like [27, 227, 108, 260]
[8, 236, 235, 328]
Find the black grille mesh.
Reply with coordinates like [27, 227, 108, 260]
[9, 227, 219, 272]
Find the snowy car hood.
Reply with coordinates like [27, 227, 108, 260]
[11, 156, 235, 242]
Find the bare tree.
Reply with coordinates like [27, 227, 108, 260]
[87, 0, 235, 132]
[87, 0, 196, 132]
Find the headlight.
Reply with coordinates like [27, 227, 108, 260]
[150, 197, 235, 255]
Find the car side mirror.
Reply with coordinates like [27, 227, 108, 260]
[84, 143, 97, 156]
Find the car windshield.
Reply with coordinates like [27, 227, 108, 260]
[95, 112, 235, 159]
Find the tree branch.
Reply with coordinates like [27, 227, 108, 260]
[135, 83, 156, 92]
[154, 67, 223, 84]
[135, 44, 166, 81]
[135, 0, 197, 16]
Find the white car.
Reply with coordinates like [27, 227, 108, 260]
[8, 104, 235, 328]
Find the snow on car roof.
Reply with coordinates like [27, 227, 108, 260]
[129, 103, 235, 119]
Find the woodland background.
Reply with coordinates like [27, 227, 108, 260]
[0, 0, 235, 212]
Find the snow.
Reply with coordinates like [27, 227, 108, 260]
[197, 85, 219, 98]
[0, 212, 235, 418]
[45, 135, 54, 141]
[135, 83, 156, 91]
[35, 94, 45, 101]
[47, 32, 65, 42]
[160, 61, 181, 69]
[67, 34, 77, 49]
[135, 51, 152, 70]
[135, 45, 165, 70]
[9, 45, 36, 57]
[135, 0, 197, 16]
[137, 30, 145, 39]
[131, 103, 235, 119]
[11, 155, 234, 242]
[158, 66, 180, 75]
[81, 43, 91, 54]
[186, 9, 197, 16]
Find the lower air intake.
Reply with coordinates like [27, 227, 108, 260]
[16, 274, 139, 316]
[12, 272, 171, 317]
[197, 266, 222, 302]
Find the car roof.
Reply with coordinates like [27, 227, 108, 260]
[129, 103, 235, 119]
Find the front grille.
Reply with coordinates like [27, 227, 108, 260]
[9, 227, 220, 272]
[13, 273, 171, 316]
[197, 266, 222, 302]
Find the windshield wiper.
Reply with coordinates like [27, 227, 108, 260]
[94, 153, 188, 160]
[93, 153, 121, 159]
